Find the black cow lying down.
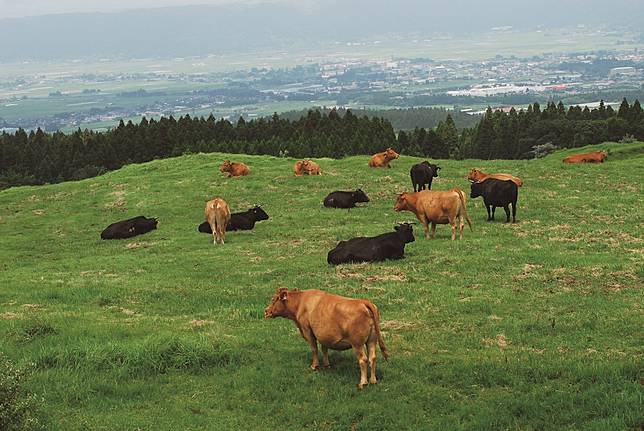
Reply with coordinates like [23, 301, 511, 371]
[101, 216, 158, 240]
[327, 223, 415, 265]
[323, 189, 370, 209]
[198, 205, 269, 233]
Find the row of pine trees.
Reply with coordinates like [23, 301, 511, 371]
[0, 99, 642, 189]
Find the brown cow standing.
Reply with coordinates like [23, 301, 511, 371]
[563, 150, 608, 164]
[265, 288, 388, 389]
[467, 168, 523, 187]
[294, 160, 321, 176]
[220, 160, 250, 177]
[368, 148, 399, 168]
[394, 189, 472, 240]
[204, 198, 231, 244]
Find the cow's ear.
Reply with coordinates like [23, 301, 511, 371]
[279, 289, 288, 301]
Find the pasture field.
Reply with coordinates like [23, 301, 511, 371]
[0, 142, 642, 430]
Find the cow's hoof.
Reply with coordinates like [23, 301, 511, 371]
[369, 379, 377, 385]
[310, 365, 319, 371]
[357, 383, 366, 390]
[322, 364, 331, 369]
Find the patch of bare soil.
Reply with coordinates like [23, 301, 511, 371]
[482, 333, 510, 349]
[514, 264, 543, 280]
[381, 320, 423, 331]
[125, 241, 156, 249]
[189, 319, 214, 327]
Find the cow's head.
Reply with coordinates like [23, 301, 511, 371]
[264, 287, 293, 319]
[467, 168, 482, 181]
[353, 189, 370, 203]
[394, 223, 415, 243]
[470, 181, 484, 199]
[394, 193, 411, 212]
[429, 164, 441, 177]
[385, 148, 400, 160]
[220, 160, 232, 173]
[251, 205, 269, 221]
[294, 160, 305, 174]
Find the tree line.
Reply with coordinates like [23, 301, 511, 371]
[0, 99, 642, 189]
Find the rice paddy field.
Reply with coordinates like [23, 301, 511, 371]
[0, 142, 642, 430]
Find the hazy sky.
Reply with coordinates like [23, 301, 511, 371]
[0, 0, 306, 18]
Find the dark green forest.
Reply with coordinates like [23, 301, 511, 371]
[1, 99, 642, 189]
[277, 107, 481, 131]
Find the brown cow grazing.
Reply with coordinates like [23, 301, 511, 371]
[368, 148, 399, 168]
[294, 160, 321, 176]
[394, 189, 472, 240]
[563, 150, 608, 164]
[204, 198, 231, 244]
[467, 168, 523, 187]
[220, 160, 250, 177]
[265, 288, 388, 389]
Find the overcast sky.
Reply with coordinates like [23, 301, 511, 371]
[0, 0, 305, 19]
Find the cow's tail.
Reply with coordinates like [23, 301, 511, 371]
[364, 301, 389, 360]
[455, 189, 473, 231]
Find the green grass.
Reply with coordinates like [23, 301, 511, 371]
[0, 142, 642, 430]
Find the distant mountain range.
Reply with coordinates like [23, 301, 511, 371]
[0, 0, 642, 61]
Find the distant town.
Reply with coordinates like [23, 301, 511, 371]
[1, 36, 642, 132]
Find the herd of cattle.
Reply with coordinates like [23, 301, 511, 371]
[98, 146, 607, 388]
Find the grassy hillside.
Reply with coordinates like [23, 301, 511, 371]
[0, 142, 642, 430]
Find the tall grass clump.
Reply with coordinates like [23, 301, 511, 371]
[0, 354, 46, 431]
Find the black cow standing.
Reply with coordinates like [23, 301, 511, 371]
[323, 189, 370, 209]
[198, 205, 269, 233]
[470, 179, 518, 223]
[101, 216, 158, 240]
[410, 161, 440, 192]
[327, 223, 415, 265]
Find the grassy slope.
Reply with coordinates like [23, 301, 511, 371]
[0, 142, 642, 430]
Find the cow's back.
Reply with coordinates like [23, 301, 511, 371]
[482, 179, 518, 205]
[417, 190, 459, 219]
[299, 290, 373, 348]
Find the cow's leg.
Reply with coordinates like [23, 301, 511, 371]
[353, 344, 369, 389]
[431, 222, 437, 239]
[449, 217, 456, 241]
[367, 339, 377, 385]
[459, 215, 465, 240]
[512, 201, 517, 223]
[301, 330, 319, 370]
[321, 345, 330, 369]
[503, 205, 510, 223]
[491, 206, 496, 221]
[418, 215, 429, 239]
[211, 229, 218, 245]
[486, 204, 492, 221]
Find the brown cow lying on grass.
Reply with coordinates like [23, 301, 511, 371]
[293, 160, 321, 176]
[220, 160, 250, 177]
[562, 150, 608, 164]
[467, 168, 523, 187]
[204, 198, 230, 244]
[265, 288, 388, 389]
[368, 148, 399, 168]
[394, 189, 472, 240]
